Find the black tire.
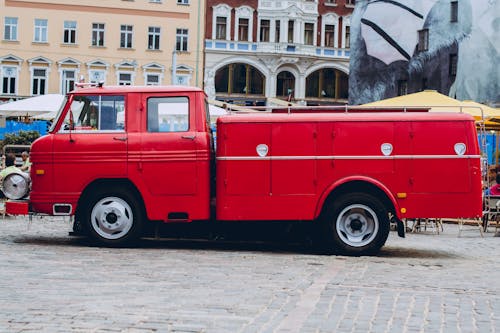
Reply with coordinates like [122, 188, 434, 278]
[321, 192, 390, 256]
[82, 187, 144, 246]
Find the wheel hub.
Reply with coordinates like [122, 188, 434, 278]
[90, 197, 134, 240]
[106, 212, 118, 224]
[336, 204, 380, 248]
[349, 217, 363, 231]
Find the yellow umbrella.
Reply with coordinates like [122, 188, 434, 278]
[459, 100, 500, 122]
[362, 90, 497, 120]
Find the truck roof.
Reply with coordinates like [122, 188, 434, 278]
[69, 85, 205, 95]
[217, 111, 476, 123]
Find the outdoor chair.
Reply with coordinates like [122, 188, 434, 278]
[482, 195, 500, 233]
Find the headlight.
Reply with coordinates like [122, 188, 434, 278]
[2, 172, 31, 200]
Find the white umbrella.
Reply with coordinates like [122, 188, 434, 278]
[0, 94, 65, 118]
[208, 104, 228, 116]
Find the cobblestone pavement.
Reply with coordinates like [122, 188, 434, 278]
[0, 216, 499, 333]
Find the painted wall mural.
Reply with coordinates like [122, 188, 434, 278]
[349, 0, 499, 105]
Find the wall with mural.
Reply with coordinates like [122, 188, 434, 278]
[349, 0, 499, 106]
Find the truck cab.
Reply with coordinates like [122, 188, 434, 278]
[30, 85, 213, 243]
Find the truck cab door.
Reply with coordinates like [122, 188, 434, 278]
[136, 95, 198, 197]
[52, 95, 127, 195]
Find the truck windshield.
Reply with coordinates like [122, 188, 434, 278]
[59, 95, 125, 132]
[48, 96, 68, 133]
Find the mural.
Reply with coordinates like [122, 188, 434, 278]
[349, 0, 499, 105]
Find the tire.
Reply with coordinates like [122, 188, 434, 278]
[83, 187, 144, 246]
[322, 193, 390, 256]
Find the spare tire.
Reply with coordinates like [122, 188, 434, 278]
[2, 172, 31, 200]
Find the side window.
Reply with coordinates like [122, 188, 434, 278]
[61, 95, 125, 132]
[147, 96, 189, 132]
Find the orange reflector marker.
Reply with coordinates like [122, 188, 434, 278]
[35, 169, 45, 175]
[397, 192, 407, 199]
[400, 208, 407, 214]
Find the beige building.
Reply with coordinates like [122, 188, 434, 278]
[0, 0, 205, 101]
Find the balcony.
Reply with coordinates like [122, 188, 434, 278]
[258, 0, 318, 16]
[205, 40, 350, 59]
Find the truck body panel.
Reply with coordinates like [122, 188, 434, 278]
[215, 113, 482, 220]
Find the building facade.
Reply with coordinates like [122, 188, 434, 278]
[204, 0, 355, 106]
[0, 0, 205, 101]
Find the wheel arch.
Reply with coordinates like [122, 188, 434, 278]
[75, 178, 145, 219]
[315, 177, 399, 220]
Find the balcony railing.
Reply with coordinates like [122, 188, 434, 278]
[258, 0, 318, 15]
[205, 40, 350, 59]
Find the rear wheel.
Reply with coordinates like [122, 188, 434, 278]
[83, 188, 143, 246]
[322, 193, 389, 256]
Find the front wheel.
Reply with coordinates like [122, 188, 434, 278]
[321, 193, 390, 256]
[83, 188, 144, 246]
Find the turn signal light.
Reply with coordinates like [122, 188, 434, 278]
[35, 169, 45, 175]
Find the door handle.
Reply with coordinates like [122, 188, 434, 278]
[181, 135, 196, 140]
[113, 137, 127, 141]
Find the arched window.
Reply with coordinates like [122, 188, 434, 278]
[276, 71, 295, 97]
[305, 68, 349, 100]
[214, 63, 264, 95]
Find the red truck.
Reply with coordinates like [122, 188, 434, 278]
[21, 85, 482, 255]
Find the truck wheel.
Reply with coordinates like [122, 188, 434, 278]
[84, 188, 143, 246]
[322, 193, 389, 256]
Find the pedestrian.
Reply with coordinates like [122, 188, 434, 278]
[0, 153, 22, 182]
[20, 151, 31, 172]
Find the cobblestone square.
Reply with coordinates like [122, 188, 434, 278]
[0, 216, 498, 332]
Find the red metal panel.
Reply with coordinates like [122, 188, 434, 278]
[271, 122, 316, 195]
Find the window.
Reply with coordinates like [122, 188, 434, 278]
[34, 19, 48, 43]
[325, 25, 335, 47]
[216, 17, 227, 40]
[346, 0, 355, 6]
[275, 20, 280, 43]
[118, 73, 132, 85]
[92, 23, 105, 46]
[176, 28, 188, 51]
[238, 18, 249, 41]
[175, 75, 189, 85]
[449, 53, 458, 78]
[61, 70, 76, 95]
[4, 17, 18, 41]
[146, 74, 160, 85]
[1, 66, 17, 94]
[418, 29, 429, 52]
[288, 20, 294, 43]
[260, 20, 270, 42]
[120, 25, 133, 48]
[397, 80, 408, 96]
[177, 0, 189, 4]
[147, 96, 189, 132]
[62, 95, 125, 131]
[344, 26, 350, 48]
[325, 0, 337, 4]
[304, 23, 314, 45]
[148, 26, 160, 50]
[89, 70, 105, 84]
[451, 1, 458, 22]
[32, 68, 47, 95]
[63, 21, 76, 44]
